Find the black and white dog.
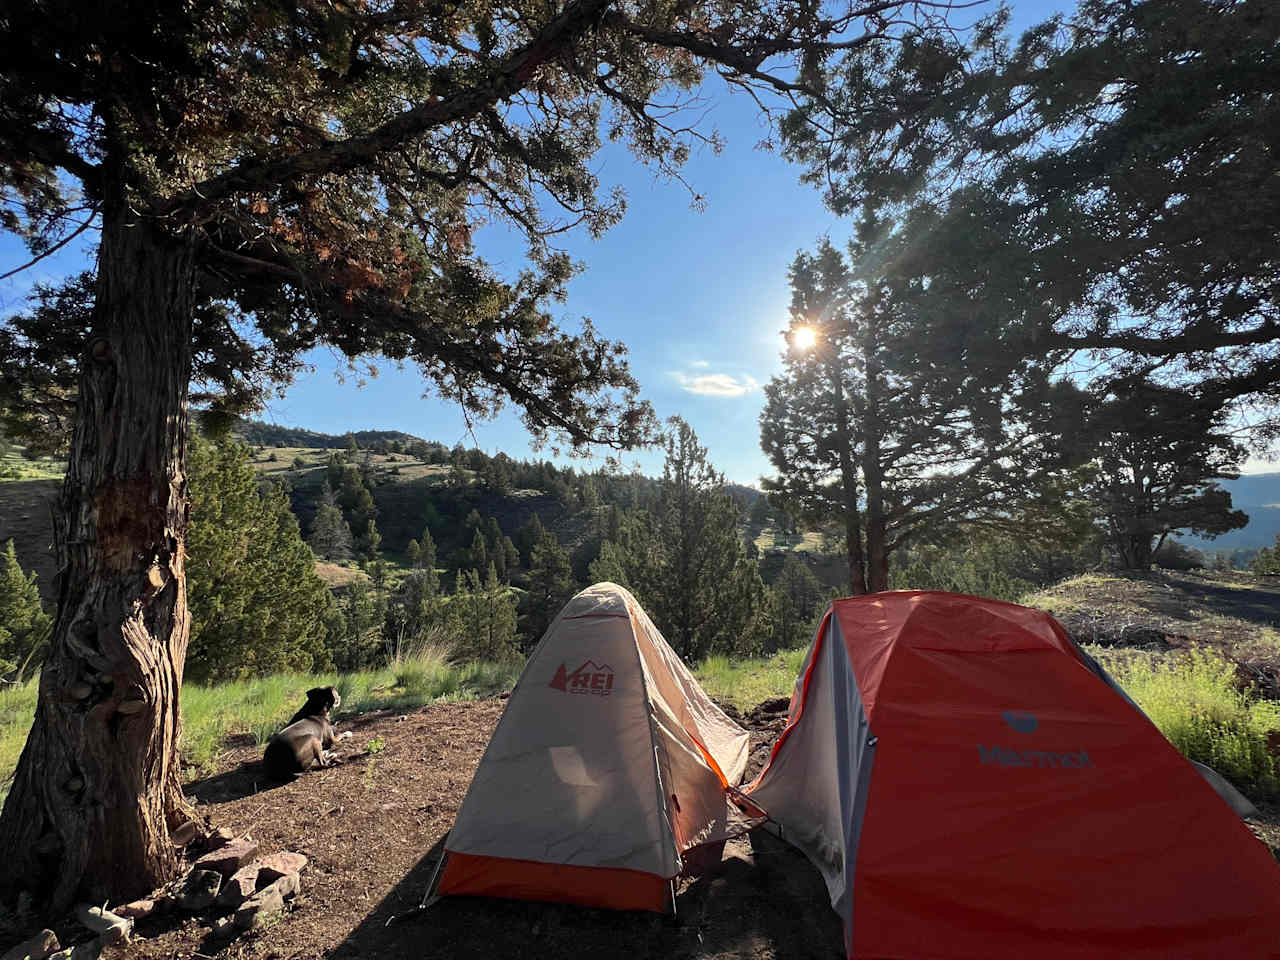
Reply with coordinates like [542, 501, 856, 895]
[262, 686, 352, 781]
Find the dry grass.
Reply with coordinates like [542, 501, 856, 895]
[314, 561, 370, 590]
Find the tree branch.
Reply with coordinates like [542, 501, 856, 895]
[158, 0, 615, 216]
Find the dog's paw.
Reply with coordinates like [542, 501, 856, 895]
[322, 750, 344, 765]
[337, 731, 353, 741]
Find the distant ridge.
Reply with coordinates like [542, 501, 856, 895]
[231, 418, 429, 450]
[1181, 472, 1280, 551]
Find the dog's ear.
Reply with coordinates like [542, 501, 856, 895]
[304, 686, 327, 702]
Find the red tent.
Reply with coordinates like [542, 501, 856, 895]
[747, 591, 1280, 958]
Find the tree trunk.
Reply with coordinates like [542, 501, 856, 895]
[827, 351, 867, 595]
[0, 205, 199, 910]
[861, 334, 889, 593]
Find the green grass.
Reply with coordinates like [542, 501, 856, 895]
[695, 647, 810, 712]
[0, 651, 524, 798]
[0, 677, 39, 799]
[1092, 645, 1280, 797]
[0, 453, 63, 482]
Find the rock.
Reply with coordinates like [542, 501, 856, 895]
[270, 872, 301, 901]
[112, 899, 159, 921]
[1, 928, 59, 960]
[178, 869, 223, 911]
[194, 837, 259, 876]
[255, 851, 307, 882]
[217, 850, 308, 907]
[207, 915, 239, 943]
[233, 884, 285, 931]
[216, 867, 260, 908]
[45, 942, 99, 960]
[169, 820, 199, 847]
[207, 826, 236, 849]
[73, 906, 131, 947]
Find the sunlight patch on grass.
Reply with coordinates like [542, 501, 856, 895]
[695, 647, 809, 712]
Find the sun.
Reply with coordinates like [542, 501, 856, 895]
[791, 325, 817, 350]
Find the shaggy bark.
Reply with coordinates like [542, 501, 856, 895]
[0, 205, 199, 909]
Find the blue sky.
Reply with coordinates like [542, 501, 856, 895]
[1, 0, 1130, 487]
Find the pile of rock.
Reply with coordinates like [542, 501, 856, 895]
[174, 837, 308, 941]
[0, 832, 308, 960]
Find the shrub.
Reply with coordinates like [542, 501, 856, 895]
[1095, 647, 1280, 797]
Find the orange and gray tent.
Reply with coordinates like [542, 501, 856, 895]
[747, 590, 1280, 958]
[437, 582, 755, 913]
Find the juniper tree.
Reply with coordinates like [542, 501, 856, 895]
[1082, 379, 1248, 569]
[781, 0, 1280, 428]
[770, 554, 824, 652]
[0, 0, 985, 907]
[521, 532, 576, 646]
[0, 540, 52, 681]
[309, 484, 355, 563]
[624, 419, 770, 660]
[418, 528, 440, 596]
[184, 435, 332, 683]
[761, 228, 1074, 593]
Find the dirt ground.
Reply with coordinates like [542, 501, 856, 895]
[6, 688, 1277, 960]
[96, 696, 842, 960]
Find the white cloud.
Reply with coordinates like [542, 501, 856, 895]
[670, 371, 761, 398]
[691, 359, 710, 368]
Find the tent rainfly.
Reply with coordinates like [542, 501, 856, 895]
[437, 582, 756, 913]
[747, 590, 1280, 959]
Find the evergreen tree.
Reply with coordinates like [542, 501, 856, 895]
[786, 0, 1280, 424]
[467, 528, 489, 576]
[1082, 380, 1248, 569]
[386, 568, 442, 653]
[771, 554, 825, 652]
[448, 567, 519, 662]
[184, 435, 333, 683]
[762, 228, 1076, 593]
[517, 513, 548, 567]
[332, 578, 385, 671]
[521, 533, 576, 646]
[0, 540, 52, 680]
[625, 419, 771, 660]
[1251, 535, 1280, 576]
[368, 556, 390, 594]
[406, 539, 422, 569]
[309, 483, 354, 562]
[587, 539, 632, 588]
[484, 516, 504, 553]
[418, 529, 440, 596]
[500, 536, 521, 581]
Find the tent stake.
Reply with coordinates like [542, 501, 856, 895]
[384, 836, 449, 926]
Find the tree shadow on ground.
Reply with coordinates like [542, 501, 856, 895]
[185, 760, 288, 805]
[1136, 572, 1280, 629]
[330, 830, 843, 960]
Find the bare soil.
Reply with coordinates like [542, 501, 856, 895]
[94, 696, 842, 960]
[5, 689, 1276, 960]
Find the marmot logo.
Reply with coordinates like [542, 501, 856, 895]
[549, 660, 615, 696]
[1001, 711, 1039, 734]
[978, 745, 1092, 769]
